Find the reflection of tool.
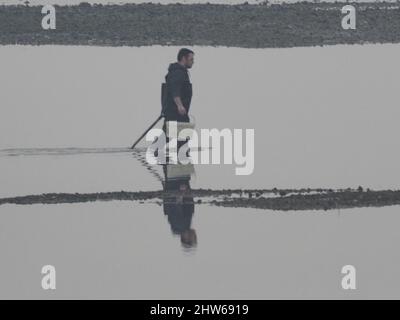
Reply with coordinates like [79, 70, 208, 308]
[165, 164, 195, 180]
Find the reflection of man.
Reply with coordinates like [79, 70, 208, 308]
[163, 166, 197, 250]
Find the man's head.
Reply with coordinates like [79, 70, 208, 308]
[177, 48, 194, 69]
[181, 228, 197, 249]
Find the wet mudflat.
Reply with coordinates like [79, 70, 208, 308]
[0, 2, 400, 47]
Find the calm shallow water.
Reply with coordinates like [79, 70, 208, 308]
[1, 44, 400, 194]
[1, 44, 400, 298]
[1, 202, 400, 299]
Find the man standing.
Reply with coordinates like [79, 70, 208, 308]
[163, 48, 194, 123]
[131, 49, 194, 152]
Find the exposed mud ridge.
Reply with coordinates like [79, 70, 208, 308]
[1, 188, 400, 211]
[0, 2, 400, 47]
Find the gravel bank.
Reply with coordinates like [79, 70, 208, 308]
[0, 2, 399, 47]
[2, 188, 400, 211]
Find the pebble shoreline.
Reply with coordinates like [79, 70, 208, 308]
[1, 188, 400, 211]
[0, 2, 399, 47]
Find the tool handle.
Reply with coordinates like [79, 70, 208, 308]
[131, 115, 164, 149]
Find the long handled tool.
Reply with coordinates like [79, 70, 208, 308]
[131, 114, 164, 149]
[131, 83, 167, 149]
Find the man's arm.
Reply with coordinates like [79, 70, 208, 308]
[169, 70, 187, 116]
[173, 97, 187, 116]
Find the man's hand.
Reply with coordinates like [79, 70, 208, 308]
[177, 105, 187, 116]
[173, 96, 187, 116]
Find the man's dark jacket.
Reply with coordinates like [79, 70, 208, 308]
[163, 62, 192, 122]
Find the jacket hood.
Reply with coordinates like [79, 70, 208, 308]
[168, 62, 187, 72]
